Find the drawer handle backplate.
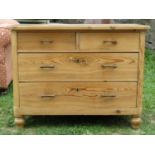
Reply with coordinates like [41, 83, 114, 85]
[101, 64, 117, 69]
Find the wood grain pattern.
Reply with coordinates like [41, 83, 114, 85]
[137, 32, 145, 110]
[80, 32, 139, 51]
[12, 24, 148, 128]
[17, 32, 76, 50]
[131, 115, 141, 129]
[12, 24, 150, 31]
[19, 82, 137, 114]
[12, 31, 20, 117]
[16, 107, 140, 115]
[18, 53, 138, 82]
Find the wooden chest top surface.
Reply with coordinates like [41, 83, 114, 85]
[12, 24, 149, 31]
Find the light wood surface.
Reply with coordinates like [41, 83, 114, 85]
[12, 24, 148, 128]
[12, 31, 20, 117]
[17, 49, 140, 53]
[80, 32, 139, 51]
[137, 32, 145, 109]
[14, 117, 25, 128]
[15, 107, 140, 116]
[18, 53, 138, 82]
[19, 82, 137, 114]
[131, 115, 141, 129]
[17, 32, 76, 50]
[12, 24, 150, 31]
[17, 31, 140, 53]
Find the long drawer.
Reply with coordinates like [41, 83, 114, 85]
[19, 82, 137, 114]
[80, 32, 139, 51]
[18, 53, 138, 82]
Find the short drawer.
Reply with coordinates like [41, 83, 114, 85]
[79, 32, 139, 51]
[19, 82, 137, 114]
[17, 32, 76, 51]
[18, 53, 138, 82]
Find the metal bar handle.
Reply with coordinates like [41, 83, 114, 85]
[41, 95, 56, 98]
[40, 65, 55, 69]
[101, 64, 117, 69]
[100, 95, 116, 98]
[103, 40, 117, 44]
[40, 40, 54, 44]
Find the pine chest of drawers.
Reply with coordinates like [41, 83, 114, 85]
[12, 24, 149, 128]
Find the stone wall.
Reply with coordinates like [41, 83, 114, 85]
[115, 19, 154, 50]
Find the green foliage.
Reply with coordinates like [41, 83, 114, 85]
[0, 49, 155, 134]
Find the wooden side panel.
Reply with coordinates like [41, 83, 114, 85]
[19, 82, 137, 115]
[18, 53, 138, 82]
[12, 31, 20, 116]
[17, 32, 76, 51]
[80, 32, 139, 52]
[137, 32, 145, 111]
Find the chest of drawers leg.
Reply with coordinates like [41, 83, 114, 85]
[12, 24, 149, 128]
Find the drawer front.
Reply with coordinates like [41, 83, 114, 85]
[17, 32, 76, 51]
[18, 53, 138, 82]
[19, 82, 137, 113]
[79, 32, 139, 51]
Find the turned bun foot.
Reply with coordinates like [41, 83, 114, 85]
[130, 116, 141, 129]
[15, 117, 25, 128]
